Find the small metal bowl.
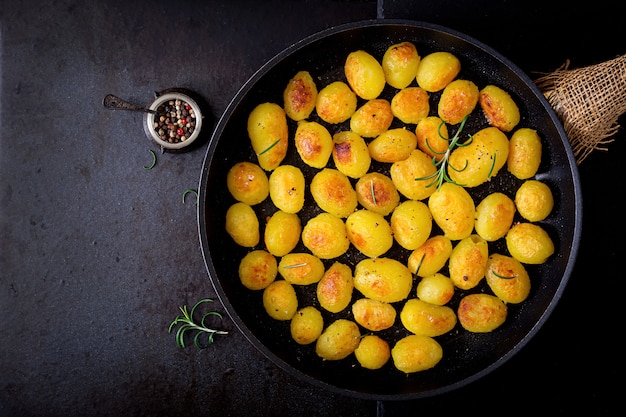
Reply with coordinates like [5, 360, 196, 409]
[143, 90, 203, 151]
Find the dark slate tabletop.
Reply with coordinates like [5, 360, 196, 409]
[1, 1, 623, 416]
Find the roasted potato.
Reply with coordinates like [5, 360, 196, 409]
[247, 102, 289, 171]
[407, 235, 453, 277]
[391, 334, 443, 373]
[238, 249, 277, 290]
[390, 200, 432, 251]
[226, 161, 269, 205]
[264, 210, 301, 257]
[332, 130, 371, 179]
[479, 84, 520, 132]
[448, 234, 489, 290]
[391, 87, 430, 124]
[290, 306, 324, 345]
[415, 51, 461, 92]
[301, 212, 350, 259]
[428, 183, 476, 241]
[263, 279, 298, 321]
[514, 180, 554, 222]
[457, 293, 507, 333]
[507, 128, 542, 179]
[225, 202, 260, 247]
[390, 149, 438, 201]
[315, 319, 361, 360]
[448, 126, 509, 187]
[269, 164, 305, 214]
[316, 261, 354, 313]
[354, 335, 391, 370]
[310, 168, 358, 218]
[346, 209, 393, 258]
[352, 298, 397, 331]
[382, 41, 421, 89]
[283, 70, 318, 121]
[278, 252, 325, 285]
[475, 192, 516, 242]
[344, 50, 386, 100]
[294, 120, 333, 169]
[355, 172, 400, 216]
[437, 79, 479, 125]
[415, 116, 449, 161]
[315, 81, 357, 124]
[354, 257, 413, 303]
[350, 99, 394, 138]
[400, 298, 457, 337]
[506, 222, 555, 264]
[416, 273, 454, 305]
[485, 253, 531, 304]
[368, 127, 418, 163]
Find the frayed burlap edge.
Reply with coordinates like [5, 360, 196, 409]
[534, 54, 626, 164]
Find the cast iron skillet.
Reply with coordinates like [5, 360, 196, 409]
[198, 20, 582, 400]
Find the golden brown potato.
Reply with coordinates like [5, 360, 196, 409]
[407, 235, 453, 277]
[457, 293, 507, 333]
[416, 273, 454, 305]
[247, 102, 289, 171]
[227, 161, 269, 205]
[352, 298, 397, 331]
[400, 299, 457, 337]
[316, 261, 354, 313]
[350, 99, 394, 138]
[264, 210, 301, 257]
[225, 202, 260, 247]
[390, 200, 432, 251]
[507, 128, 542, 179]
[355, 172, 400, 216]
[278, 253, 325, 285]
[415, 116, 449, 161]
[475, 192, 516, 242]
[268, 165, 305, 214]
[428, 183, 476, 241]
[437, 79, 479, 125]
[448, 234, 489, 290]
[448, 126, 509, 188]
[315, 319, 361, 360]
[485, 253, 531, 304]
[332, 131, 371, 179]
[382, 41, 421, 89]
[368, 128, 418, 163]
[263, 280, 298, 321]
[354, 257, 413, 303]
[238, 249, 277, 290]
[479, 85, 520, 132]
[390, 149, 438, 201]
[283, 70, 318, 121]
[310, 168, 358, 218]
[391, 334, 443, 373]
[290, 306, 324, 345]
[506, 222, 555, 264]
[415, 51, 461, 92]
[294, 120, 333, 169]
[354, 335, 391, 370]
[514, 180, 554, 222]
[315, 81, 357, 124]
[301, 212, 350, 259]
[344, 50, 386, 100]
[345, 209, 393, 258]
[391, 87, 430, 124]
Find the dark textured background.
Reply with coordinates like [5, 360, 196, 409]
[1, 1, 623, 415]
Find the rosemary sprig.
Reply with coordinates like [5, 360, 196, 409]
[168, 298, 228, 349]
[143, 149, 157, 170]
[182, 189, 198, 205]
[283, 263, 308, 269]
[370, 180, 377, 205]
[491, 271, 519, 280]
[257, 138, 281, 155]
[414, 115, 472, 190]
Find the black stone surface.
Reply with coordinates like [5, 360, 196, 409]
[1, 0, 622, 415]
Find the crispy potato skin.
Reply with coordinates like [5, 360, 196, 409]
[415, 116, 449, 161]
[247, 102, 289, 171]
[475, 192, 516, 242]
[448, 234, 489, 290]
[332, 131, 371, 179]
[317, 262, 354, 313]
[302, 213, 350, 259]
[515, 180, 554, 222]
[391, 87, 430, 124]
[354, 257, 413, 303]
[345, 50, 386, 100]
[390, 149, 437, 201]
[283, 70, 318, 121]
[350, 99, 394, 138]
[437, 79, 479, 125]
[407, 235, 452, 277]
[368, 128, 418, 163]
[278, 253, 325, 285]
[391, 335, 443, 373]
[355, 172, 400, 216]
[264, 210, 301, 257]
[508, 128, 542, 179]
[346, 209, 393, 258]
[485, 253, 531, 304]
[458, 293, 507, 333]
[225, 202, 260, 247]
[263, 280, 298, 321]
[479, 85, 520, 132]
[315, 319, 361, 360]
[390, 200, 432, 251]
[355, 335, 391, 370]
[294, 121, 333, 169]
[310, 168, 358, 218]
[227, 161, 269, 205]
[290, 306, 324, 345]
[428, 183, 476, 241]
[352, 298, 397, 331]
[415, 51, 461, 92]
[268, 165, 305, 214]
[315, 81, 357, 124]
[382, 41, 421, 89]
[238, 250, 277, 290]
[506, 222, 555, 264]
[400, 299, 457, 337]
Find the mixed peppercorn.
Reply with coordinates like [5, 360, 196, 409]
[153, 99, 197, 143]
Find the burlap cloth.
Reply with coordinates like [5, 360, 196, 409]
[534, 54, 626, 164]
